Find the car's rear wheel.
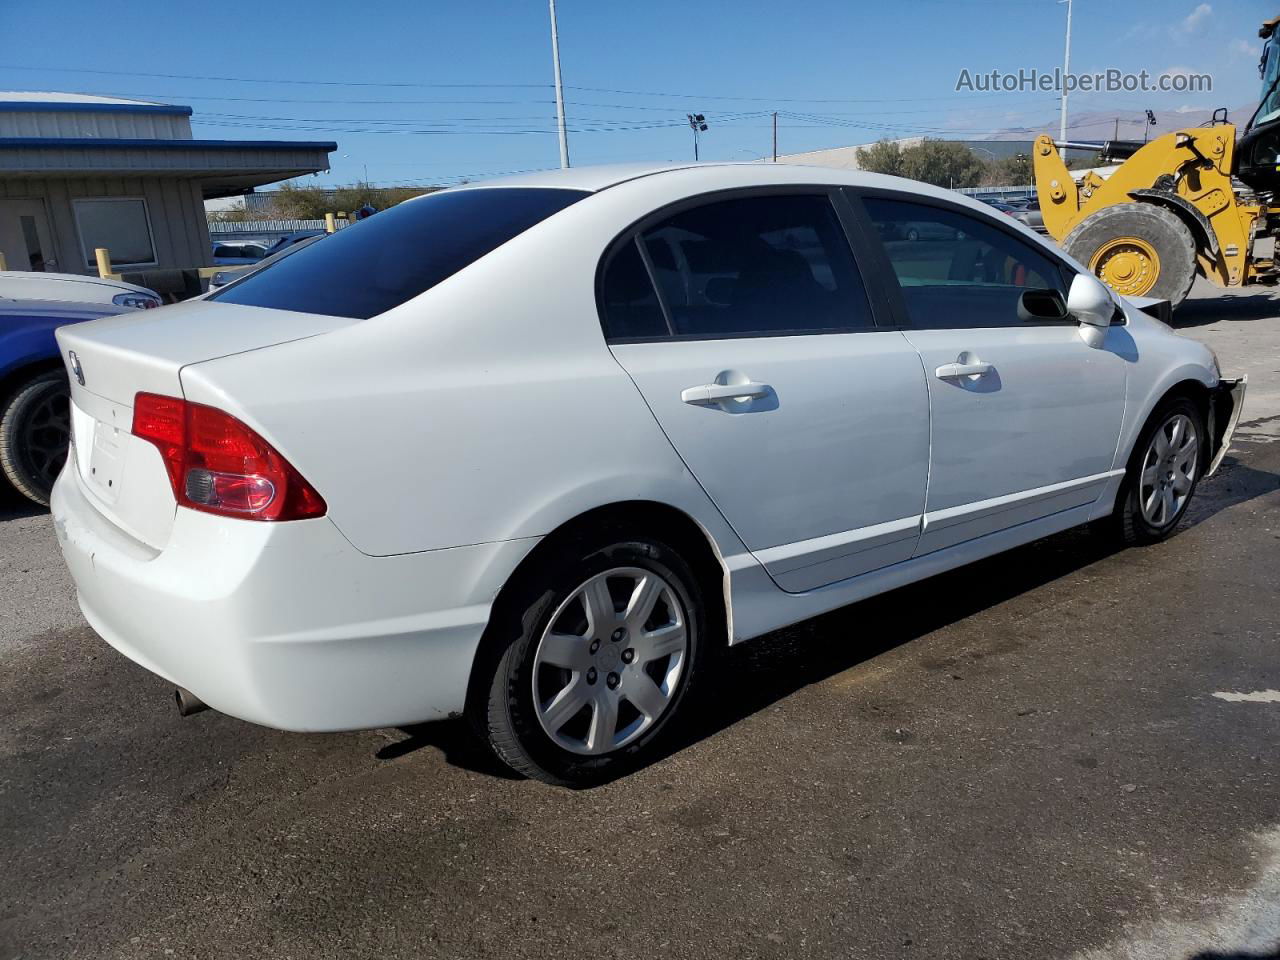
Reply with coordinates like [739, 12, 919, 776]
[0, 370, 71, 507]
[1108, 395, 1205, 545]
[473, 531, 707, 787]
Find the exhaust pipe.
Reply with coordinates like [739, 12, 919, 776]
[175, 686, 209, 717]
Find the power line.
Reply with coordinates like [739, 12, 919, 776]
[0, 62, 550, 89]
[0, 63, 1081, 106]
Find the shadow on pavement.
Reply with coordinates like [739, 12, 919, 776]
[0, 480, 44, 522]
[1174, 293, 1279, 328]
[675, 524, 1120, 759]
[1187, 951, 1280, 959]
[1184, 455, 1280, 530]
[376, 718, 522, 780]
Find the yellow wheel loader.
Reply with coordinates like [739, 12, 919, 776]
[1033, 15, 1280, 307]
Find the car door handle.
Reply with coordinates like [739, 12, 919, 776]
[934, 361, 994, 379]
[681, 381, 771, 404]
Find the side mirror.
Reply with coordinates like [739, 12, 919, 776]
[1068, 273, 1115, 328]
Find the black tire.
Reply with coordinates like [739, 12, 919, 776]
[472, 529, 708, 787]
[1104, 395, 1206, 546]
[1063, 202, 1198, 307]
[0, 370, 71, 507]
[906, 227, 920, 241]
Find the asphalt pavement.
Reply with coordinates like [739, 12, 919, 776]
[2, 278, 1278, 960]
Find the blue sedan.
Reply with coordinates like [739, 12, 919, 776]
[0, 299, 128, 505]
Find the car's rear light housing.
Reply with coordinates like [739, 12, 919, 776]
[131, 392, 326, 521]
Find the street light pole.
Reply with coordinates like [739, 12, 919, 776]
[1059, 0, 1072, 142]
[548, 0, 570, 168]
[687, 113, 707, 161]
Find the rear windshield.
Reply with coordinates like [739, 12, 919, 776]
[210, 187, 589, 319]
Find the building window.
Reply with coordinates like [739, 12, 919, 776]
[74, 198, 157, 268]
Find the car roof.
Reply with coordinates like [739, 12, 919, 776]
[450, 161, 1014, 212]
[453, 162, 699, 193]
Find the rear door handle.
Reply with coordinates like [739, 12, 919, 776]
[934, 361, 993, 379]
[681, 381, 771, 404]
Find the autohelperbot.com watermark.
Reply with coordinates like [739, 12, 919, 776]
[956, 67, 1212, 94]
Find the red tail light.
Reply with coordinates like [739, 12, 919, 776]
[132, 393, 326, 521]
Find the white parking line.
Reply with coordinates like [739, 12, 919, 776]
[1213, 689, 1280, 703]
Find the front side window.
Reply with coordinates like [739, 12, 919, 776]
[862, 196, 1067, 329]
[632, 194, 873, 338]
[75, 198, 156, 268]
[212, 187, 588, 320]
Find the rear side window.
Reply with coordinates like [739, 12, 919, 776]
[862, 196, 1067, 329]
[211, 187, 588, 319]
[632, 194, 873, 339]
[599, 240, 669, 339]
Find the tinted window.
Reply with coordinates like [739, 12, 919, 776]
[862, 196, 1067, 329]
[212, 187, 588, 319]
[599, 239, 668, 339]
[637, 194, 873, 338]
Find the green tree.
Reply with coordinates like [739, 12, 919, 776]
[267, 180, 440, 220]
[855, 139, 904, 177]
[206, 200, 252, 223]
[992, 153, 1033, 186]
[269, 181, 333, 219]
[1064, 153, 1101, 170]
[898, 140, 986, 189]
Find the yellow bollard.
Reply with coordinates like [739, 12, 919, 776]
[95, 247, 113, 279]
[0, 251, 7, 271]
[324, 213, 336, 234]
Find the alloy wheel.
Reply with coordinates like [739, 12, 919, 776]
[20, 387, 70, 492]
[1139, 412, 1198, 528]
[531, 566, 689, 756]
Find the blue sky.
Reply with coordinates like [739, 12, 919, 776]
[0, 0, 1270, 187]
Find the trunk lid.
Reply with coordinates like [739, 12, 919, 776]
[54, 300, 352, 549]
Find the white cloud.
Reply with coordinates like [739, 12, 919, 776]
[1231, 38, 1262, 58]
[1179, 3, 1212, 33]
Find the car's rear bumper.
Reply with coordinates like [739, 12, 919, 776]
[50, 464, 538, 731]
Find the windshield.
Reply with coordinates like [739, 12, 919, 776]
[1256, 37, 1280, 127]
[210, 187, 588, 319]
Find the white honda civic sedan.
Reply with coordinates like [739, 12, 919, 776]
[50, 163, 1245, 786]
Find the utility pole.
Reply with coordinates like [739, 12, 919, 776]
[1059, 0, 1073, 142]
[548, 0, 570, 168]
[1113, 117, 1120, 141]
[772, 111, 778, 161]
[687, 113, 707, 161]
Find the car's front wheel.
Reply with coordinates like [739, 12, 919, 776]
[473, 531, 707, 787]
[1109, 395, 1205, 545]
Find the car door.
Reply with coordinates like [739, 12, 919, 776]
[852, 191, 1128, 556]
[601, 190, 930, 592]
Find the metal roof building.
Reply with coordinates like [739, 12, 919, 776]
[0, 92, 334, 284]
